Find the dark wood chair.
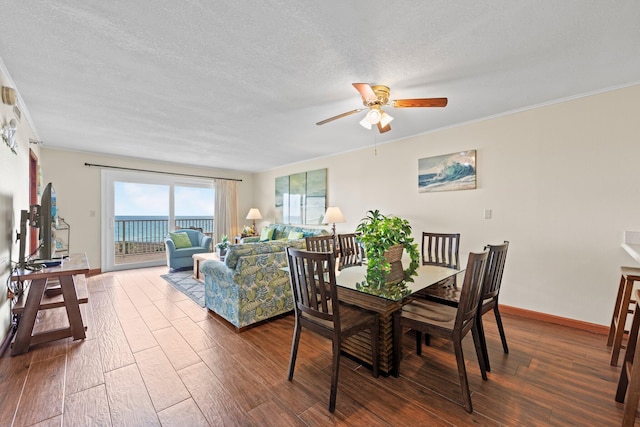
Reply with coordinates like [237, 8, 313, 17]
[393, 250, 489, 413]
[418, 241, 510, 372]
[616, 289, 640, 426]
[305, 235, 336, 254]
[305, 235, 336, 273]
[414, 232, 461, 345]
[421, 232, 460, 268]
[285, 247, 379, 413]
[417, 231, 461, 297]
[337, 233, 363, 269]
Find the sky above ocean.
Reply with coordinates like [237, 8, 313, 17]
[115, 182, 214, 216]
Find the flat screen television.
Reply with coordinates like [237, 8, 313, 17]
[38, 182, 58, 260]
[16, 182, 59, 269]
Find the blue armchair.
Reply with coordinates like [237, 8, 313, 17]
[164, 229, 212, 270]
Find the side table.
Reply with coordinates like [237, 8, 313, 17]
[193, 252, 220, 282]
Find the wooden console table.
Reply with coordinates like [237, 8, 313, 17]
[10, 253, 90, 355]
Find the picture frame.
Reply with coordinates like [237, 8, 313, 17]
[275, 168, 327, 224]
[418, 150, 477, 193]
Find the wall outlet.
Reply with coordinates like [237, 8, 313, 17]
[484, 209, 492, 220]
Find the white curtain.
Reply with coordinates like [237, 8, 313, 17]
[214, 179, 239, 244]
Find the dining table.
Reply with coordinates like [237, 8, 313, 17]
[335, 259, 463, 375]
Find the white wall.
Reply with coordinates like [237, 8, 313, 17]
[252, 84, 640, 326]
[39, 149, 254, 270]
[0, 61, 41, 341]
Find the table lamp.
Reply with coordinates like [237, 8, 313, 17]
[322, 206, 345, 239]
[245, 208, 262, 234]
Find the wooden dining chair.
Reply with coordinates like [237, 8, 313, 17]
[422, 232, 460, 269]
[393, 250, 489, 413]
[305, 235, 336, 254]
[418, 241, 510, 372]
[616, 289, 640, 426]
[337, 233, 363, 269]
[286, 247, 379, 413]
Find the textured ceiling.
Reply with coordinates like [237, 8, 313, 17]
[1, 1, 639, 172]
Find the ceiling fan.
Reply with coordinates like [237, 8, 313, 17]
[316, 83, 448, 133]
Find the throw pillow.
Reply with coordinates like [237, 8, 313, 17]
[259, 227, 274, 241]
[170, 232, 192, 249]
[287, 231, 304, 240]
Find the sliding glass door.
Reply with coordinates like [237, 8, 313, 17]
[102, 169, 214, 272]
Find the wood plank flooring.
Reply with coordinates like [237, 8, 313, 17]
[0, 266, 634, 426]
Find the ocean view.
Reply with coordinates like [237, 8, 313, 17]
[115, 216, 214, 242]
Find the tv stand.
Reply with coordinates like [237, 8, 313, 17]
[9, 253, 89, 355]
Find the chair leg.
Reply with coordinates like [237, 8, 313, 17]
[623, 361, 640, 427]
[611, 277, 635, 366]
[617, 298, 640, 426]
[415, 331, 431, 355]
[472, 322, 488, 381]
[493, 305, 509, 354]
[608, 274, 627, 346]
[287, 320, 302, 380]
[453, 338, 473, 413]
[475, 314, 490, 373]
[329, 339, 341, 413]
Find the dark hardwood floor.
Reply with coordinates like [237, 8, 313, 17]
[0, 266, 634, 426]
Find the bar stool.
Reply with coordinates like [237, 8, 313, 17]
[608, 267, 640, 366]
[615, 289, 640, 426]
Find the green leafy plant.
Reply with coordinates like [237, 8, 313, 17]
[216, 234, 230, 251]
[355, 210, 419, 297]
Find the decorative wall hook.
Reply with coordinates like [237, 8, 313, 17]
[2, 118, 18, 154]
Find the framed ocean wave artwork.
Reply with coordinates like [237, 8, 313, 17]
[418, 150, 477, 193]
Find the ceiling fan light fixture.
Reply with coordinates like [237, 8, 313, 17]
[365, 107, 382, 124]
[379, 111, 394, 128]
[359, 117, 373, 129]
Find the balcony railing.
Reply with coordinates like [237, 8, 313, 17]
[115, 217, 214, 258]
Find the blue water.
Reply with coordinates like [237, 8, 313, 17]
[418, 162, 476, 192]
[115, 216, 213, 242]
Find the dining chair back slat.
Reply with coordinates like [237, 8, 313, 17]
[306, 235, 335, 253]
[338, 233, 363, 269]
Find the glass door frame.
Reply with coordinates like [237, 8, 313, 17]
[101, 169, 213, 272]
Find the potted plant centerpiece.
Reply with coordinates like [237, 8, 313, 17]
[355, 210, 420, 299]
[215, 234, 230, 259]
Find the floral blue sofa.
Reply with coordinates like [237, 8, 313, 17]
[200, 224, 329, 330]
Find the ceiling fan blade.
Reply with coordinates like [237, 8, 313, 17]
[377, 122, 391, 133]
[392, 98, 448, 108]
[352, 83, 378, 102]
[316, 108, 363, 126]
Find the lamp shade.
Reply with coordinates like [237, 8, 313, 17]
[246, 208, 262, 220]
[379, 111, 394, 127]
[322, 207, 345, 224]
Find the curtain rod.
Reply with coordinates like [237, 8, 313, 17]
[84, 162, 243, 182]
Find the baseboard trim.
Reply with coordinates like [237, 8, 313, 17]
[500, 304, 608, 335]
